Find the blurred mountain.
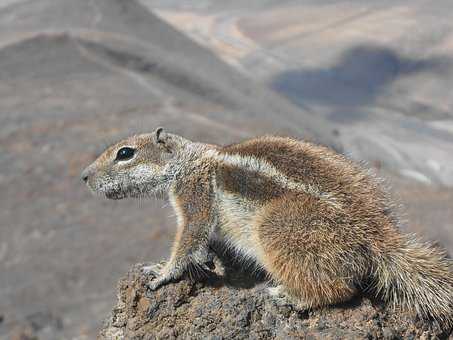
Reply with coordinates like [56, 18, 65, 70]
[150, 0, 453, 187]
[0, 0, 335, 142]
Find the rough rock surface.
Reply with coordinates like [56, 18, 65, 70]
[99, 261, 452, 340]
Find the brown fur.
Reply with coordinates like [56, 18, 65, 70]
[82, 130, 453, 328]
[218, 163, 286, 202]
[256, 192, 363, 308]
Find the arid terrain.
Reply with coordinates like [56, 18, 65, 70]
[0, 0, 452, 339]
[100, 264, 451, 339]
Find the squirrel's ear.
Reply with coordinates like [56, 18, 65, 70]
[153, 128, 186, 153]
[154, 127, 165, 144]
[153, 127, 175, 153]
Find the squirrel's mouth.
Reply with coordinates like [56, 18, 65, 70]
[105, 189, 127, 200]
[90, 179, 129, 200]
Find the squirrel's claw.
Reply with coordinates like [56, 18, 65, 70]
[143, 261, 180, 293]
[146, 276, 171, 292]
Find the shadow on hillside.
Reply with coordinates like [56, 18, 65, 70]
[271, 45, 449, 123]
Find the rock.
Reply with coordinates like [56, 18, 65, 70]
[99, 259, 451, 340]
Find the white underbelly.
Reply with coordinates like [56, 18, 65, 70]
[215, 190, 263, 264]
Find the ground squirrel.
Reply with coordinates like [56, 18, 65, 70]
[82, 128, 453, 327]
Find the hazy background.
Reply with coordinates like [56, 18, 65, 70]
[0, 0, 452, 338]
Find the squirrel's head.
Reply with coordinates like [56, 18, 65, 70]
[81, 128, 187, 199]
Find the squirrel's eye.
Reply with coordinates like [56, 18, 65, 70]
[116, 147, 135, 161]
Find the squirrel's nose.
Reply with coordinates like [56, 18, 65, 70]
[81, 167, 92, 183]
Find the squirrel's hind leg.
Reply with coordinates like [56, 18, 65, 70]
[267, 285, 310, 311]
[256, 193, 361, 309]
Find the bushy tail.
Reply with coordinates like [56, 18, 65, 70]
[372, 235, 453, 327]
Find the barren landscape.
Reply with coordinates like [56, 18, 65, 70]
[0, 0, 452, 339]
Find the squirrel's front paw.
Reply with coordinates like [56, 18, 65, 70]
[142, 261, 166, 277]
[147, 275, 172, 291]
[144, 262, 181, 293]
